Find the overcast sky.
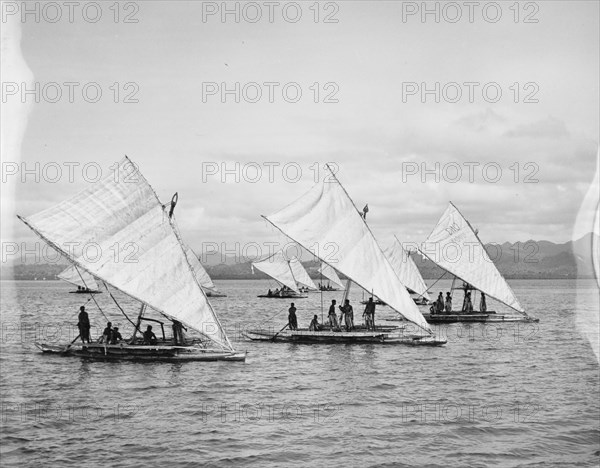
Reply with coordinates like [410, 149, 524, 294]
[2, 1, 599, 259]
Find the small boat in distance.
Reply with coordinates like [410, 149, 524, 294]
[246, 165, 445, 346]
[418, 202, 539, 324]
[185, 246, 227, 298]
[58, 265, 102, 294]
[316, 263, 343, 291]
[253, 250, 312, 298]
[384, 237, 431, 305]
[19, 156, 245, 362]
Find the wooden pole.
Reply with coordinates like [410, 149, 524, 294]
[63, 334, 81, 352]
[129, 303, 146, 343]
[271, 323, 289, 341]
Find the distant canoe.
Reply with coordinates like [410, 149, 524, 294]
[257, 293, 308, 299]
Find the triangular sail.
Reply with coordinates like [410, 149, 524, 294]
[252, 250, 300, 292]
[289, 257, 317, 290]
[58, 265, 99, 291]
[185, 246, 219, 292]
[385, 237, 431, 301]
[263, 166, 431, 333]
[318, 263, 344, 289]
[419, 202, 524, 313]
[18, 157, 233, 350]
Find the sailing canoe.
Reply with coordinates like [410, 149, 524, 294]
[251, 164, 445, 345]
[419, 202, 538, 324]
[19, 156, 245, 362]
[252, 250, 310, 298]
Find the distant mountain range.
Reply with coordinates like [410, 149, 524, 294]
[5, 234, 597, 281]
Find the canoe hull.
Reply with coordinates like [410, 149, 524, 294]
[205, 291, 227, 298]
[257, 294, 308, 299]
[243, 328, 446, 346]
[422, 312, 539, 323]
[35, 342, 246, 362]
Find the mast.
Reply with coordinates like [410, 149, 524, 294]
[342, 279, 352, 305]
[320, 264, 324, 322]
[130, 303, 146, 343]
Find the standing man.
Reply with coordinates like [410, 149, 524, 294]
[463, 292, 473, 313]
[288, 303, 298, 330]
[445, 292, 452, 313]
[339, 299, 354, 331]
[436, 292, 444, 313]
[363, 297, 376, 331]
[328, 300, 339, 331]
[172, 320, 186, 345]
[77, 306, 91, 343]
[479, 293, 487, 313]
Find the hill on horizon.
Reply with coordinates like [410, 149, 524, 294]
[2, 233, 597, 281]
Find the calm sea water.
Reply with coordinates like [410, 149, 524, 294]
[1, 279, 598, 467]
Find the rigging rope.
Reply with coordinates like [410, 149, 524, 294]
[102, 282, 140, 332]
[263, 306, 289, 324]
[423, 270, 448, 293]
[74, 266, 111, 322]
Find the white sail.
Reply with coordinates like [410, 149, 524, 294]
[185, 246, 218, 292]
[385, 237, 431, 301]
[58, 265, 99, 291]
[420, 202, 524, 313]
[318, 263, 344, 289]
[264, 166, 431, 333]
[18, 157, 233, 350]
[289, 257, 317, 290]
[252, 250, 300, 292]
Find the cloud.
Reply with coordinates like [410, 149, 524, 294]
[453, 108, 508, 133]
[504, 116, 570, 139]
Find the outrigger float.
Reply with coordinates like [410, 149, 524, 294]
[418, 203, 539, 324]
[19, 156, 245, 362]
[247, 164, 446, 346]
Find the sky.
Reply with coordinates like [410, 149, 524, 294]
[2, 0, 599, 261]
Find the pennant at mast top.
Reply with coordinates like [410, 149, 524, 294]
[263, 164, 432, 333]
[17, 156, 233, 351]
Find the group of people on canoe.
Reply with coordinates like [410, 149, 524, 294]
[267, 286, 300, 297]
[318, 283, 336, 291]
[76, 305, 186, 345]
[77, 310, 125, 345]
[429, 291, 487, 314]
[287, 297, 377, 332]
